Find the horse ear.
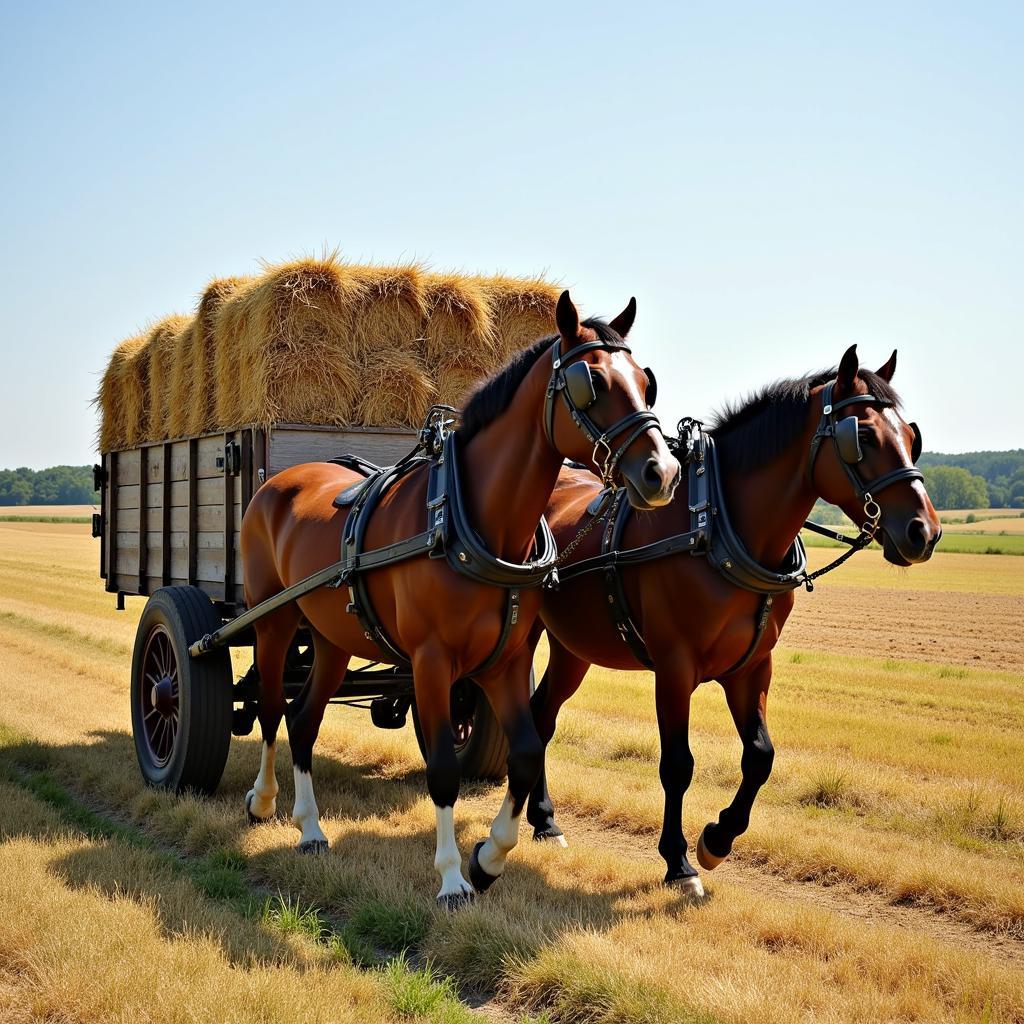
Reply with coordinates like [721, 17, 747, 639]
[555, 290, 581, 341]
[875, 349, 897, 382]
[608, 297, 637, 338]
[836, 344, 859, 392]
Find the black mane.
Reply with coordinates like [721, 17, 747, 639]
[708, 368, 902, 473]
[457, 318, 629, 442]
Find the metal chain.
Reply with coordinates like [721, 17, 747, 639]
[556, 505, 608, 565]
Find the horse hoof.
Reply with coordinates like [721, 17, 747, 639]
[533, 827, 568, 848]
[468, 840, 501, 894]
[696, 827, 726, 871]
[436, 889, 475, 911]
[245, 790, 273, 826]
[297, 839, 329, 855]
[668, 873, 706, 899]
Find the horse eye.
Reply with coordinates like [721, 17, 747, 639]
[857, 427, 875, 447]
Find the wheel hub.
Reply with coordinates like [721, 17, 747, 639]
[150, 676, 176, 716]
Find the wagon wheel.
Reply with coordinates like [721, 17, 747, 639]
[130, 586, 233, 795]
[411, 672, 535, 782]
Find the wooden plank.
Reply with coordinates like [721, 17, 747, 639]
[161, 441, 172, 585]
[267, 426, 417, 476]
[137, 446, 148, 593]
[241, 428, 254, 517]
[108, 451, 119, 592]
[114, 449, 141, 486]
[99, 454, 108, 581]
[187, 438, 198, 585]
[224, 432, 235, 599]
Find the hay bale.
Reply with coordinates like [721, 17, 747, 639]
[350, 263, 427, 359]
[98, 259, 566, 449]
[145, 315, 191, 441]
[213, 257, 367, 428]
[434, 368, 483, 412]
[421, 274, 496, 374]
[356, 347, 436, 427]
[168, 277, 250, 439]
[473, 275, 561, 362]
[96, 334, 147, 452]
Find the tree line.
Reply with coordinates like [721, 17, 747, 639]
[0, 466, 99, 506]
[918, 450, 1024, 510]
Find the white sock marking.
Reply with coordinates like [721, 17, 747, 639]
[247, 741, 278, 818]
[434, 805, 471, 899]
[291, 766, 328, 846]
[478, 791, 520, 877]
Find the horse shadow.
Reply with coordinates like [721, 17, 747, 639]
[0, 727, 708, 977]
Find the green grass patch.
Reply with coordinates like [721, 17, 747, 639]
[381, 955, 472, 1023]
[348, 895, 432, 953]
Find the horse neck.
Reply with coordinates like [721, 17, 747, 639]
[715, 413, 820, 568]
[459, 355, 563, 562]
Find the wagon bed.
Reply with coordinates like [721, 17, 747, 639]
[96, 422, 510, 794]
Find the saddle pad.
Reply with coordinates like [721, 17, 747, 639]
[333, 478, 371, 507]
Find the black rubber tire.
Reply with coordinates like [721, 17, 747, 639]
[130, 586, 233, 795]
[411, 670, 538, 782]
[412, 679, 509, 782]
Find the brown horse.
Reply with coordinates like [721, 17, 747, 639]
[526, 345, 941, 895]
[239, 292, 680, 905]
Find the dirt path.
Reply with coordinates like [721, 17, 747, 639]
[546, 812, 1024, 967]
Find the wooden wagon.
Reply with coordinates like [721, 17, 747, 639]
[94, 253, 561, 790]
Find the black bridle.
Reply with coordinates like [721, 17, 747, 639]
[803, 380, 924, 583]
[543, 338, 662, 490]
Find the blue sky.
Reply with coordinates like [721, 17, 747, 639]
[1, 1, 1020, 468]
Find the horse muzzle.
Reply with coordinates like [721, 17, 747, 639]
[621, 453, 681, 510]
[880, 517, 942, 566]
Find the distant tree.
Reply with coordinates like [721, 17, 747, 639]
[922, 465, 989, 510]
[0, 470, 33, 505]
[0, 465, 98, 505]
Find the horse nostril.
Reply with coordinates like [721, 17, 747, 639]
[642, 458, 666, 492]
[905, 517, 929, 553]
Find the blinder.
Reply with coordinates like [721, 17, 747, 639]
[644, 366, 657, 408]
[563, 360, 597, 410]
[834, 415, 863, 464]
[910, 421, 922, 463]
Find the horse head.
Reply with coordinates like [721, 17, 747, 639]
[551, 291, 679, 509]
[810, 344, 941, 565]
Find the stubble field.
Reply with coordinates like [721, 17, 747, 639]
[0, 521, 1022, 1023]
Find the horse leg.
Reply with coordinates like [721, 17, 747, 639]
[697, 656, 774, 870]
[284, 630, 350, 854]
[469, 645, 543, 893]
[654, 654, 702, 896]
[246, 607, 301, 824]
[413, 644, 472, 909]
[526, 635, 590, 845]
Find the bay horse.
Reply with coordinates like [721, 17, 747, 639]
[239, 291, 681, 906]
[525, 345, 941, 895]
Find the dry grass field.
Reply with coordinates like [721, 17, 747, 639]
[0, 504, 97, 518]
[1, 520, 1023, 1023]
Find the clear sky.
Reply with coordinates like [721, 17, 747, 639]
[1, 1, 1020, 468]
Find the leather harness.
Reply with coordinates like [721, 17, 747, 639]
[557, 381, 924, 677]
[323, 333, 665, 671]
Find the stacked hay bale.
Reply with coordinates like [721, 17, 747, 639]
[171, 277, 251, 438]
[95, 256, 562, 450]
